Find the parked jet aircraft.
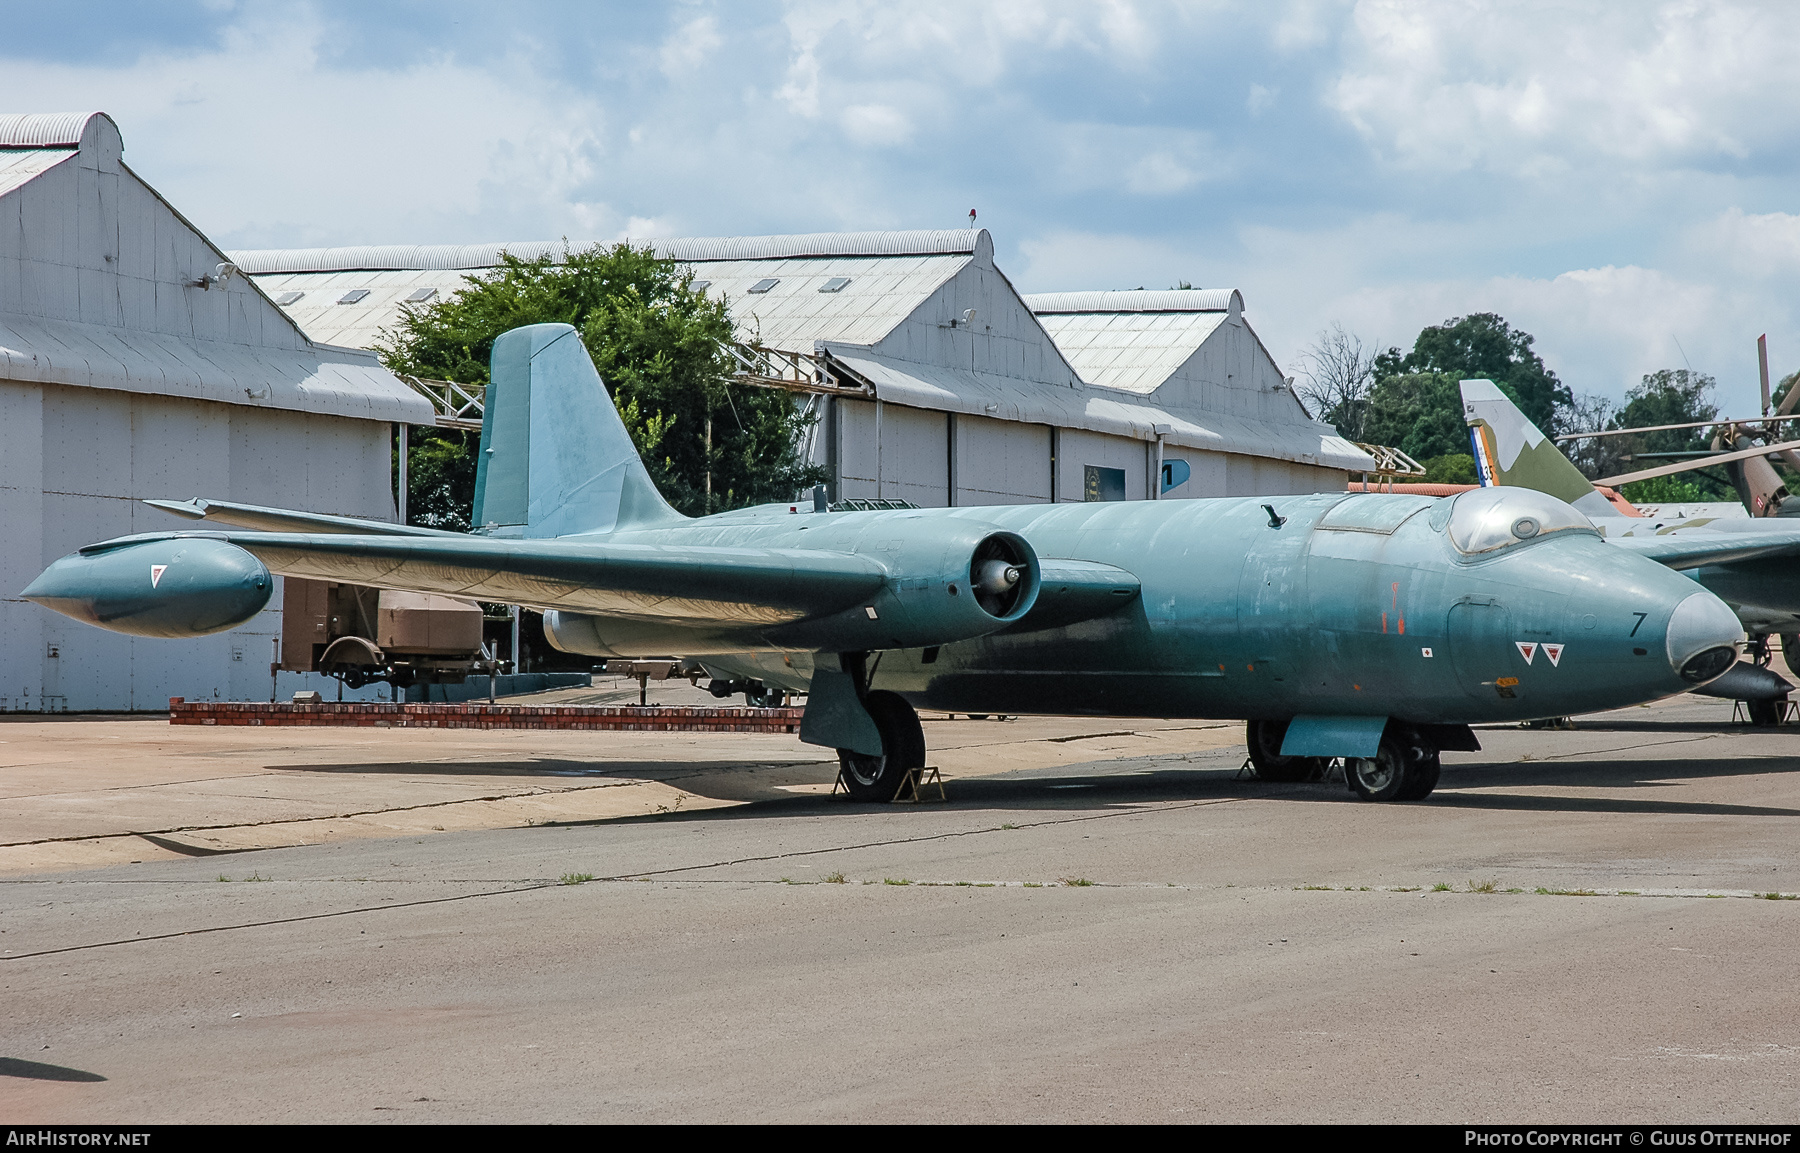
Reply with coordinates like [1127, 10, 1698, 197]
[23, 325, 1748, 802]
[1464, 379, 1800, 721]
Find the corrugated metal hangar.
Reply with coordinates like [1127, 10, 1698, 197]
[0, 112, 431, 711]
[236, 232, 1370, 508]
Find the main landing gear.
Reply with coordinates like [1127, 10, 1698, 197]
[1245, 718, 1327, 782]
[1245, 719, 1442, 802]
[833, 653, 926, 802]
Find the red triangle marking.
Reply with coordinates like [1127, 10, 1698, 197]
[1515, 641, 1537, 663]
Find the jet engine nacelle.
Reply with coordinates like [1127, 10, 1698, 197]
[545, 523, 1042, 657]
[23, 535, 272, 638]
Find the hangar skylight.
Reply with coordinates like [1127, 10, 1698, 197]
[747, 278, 779, 294]
[273, 291, 303, 305]
[819, 277, 851, 293]
[337, 289, 370, 305]
[404, 288, 437, 303]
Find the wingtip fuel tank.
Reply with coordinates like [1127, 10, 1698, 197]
[23, 536, 272, 638]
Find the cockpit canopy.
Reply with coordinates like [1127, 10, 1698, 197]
[1447, 487, 1598, 555]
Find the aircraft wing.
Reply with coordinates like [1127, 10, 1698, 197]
[79, 529, 888, 626]
[1608, 529, 1800, 570]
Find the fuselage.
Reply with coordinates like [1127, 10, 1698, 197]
[548, 488, 1740, 726]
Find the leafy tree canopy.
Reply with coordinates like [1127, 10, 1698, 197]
[1606, 369, 1732, 501]
[1773, 368, 1800, 415]
[378, 243, 825, 526]
[1374, 312, 1572, 435]
[1619, 474, 1715, 504]
[1358, 372, 1485, 462]
[1612, 369, 1718, 454]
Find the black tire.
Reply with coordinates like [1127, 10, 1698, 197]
[1396, 749, 1441, 801]
[1749, 698, 1784, 727]
[837, 690, 926, 801]
[1245, 719, 1326, 782]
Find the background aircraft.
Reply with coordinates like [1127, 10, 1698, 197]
[23, 325, 1746, 802]
[1464, 379, 1800, 723]
[1559, 336, 1800, 519]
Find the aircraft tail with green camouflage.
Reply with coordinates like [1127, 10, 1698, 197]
[1460, 379, 1622, 521]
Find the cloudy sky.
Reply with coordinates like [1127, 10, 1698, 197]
[6, 0, 1800, 411]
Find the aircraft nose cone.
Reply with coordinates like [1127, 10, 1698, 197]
[1666, 591, 1743, 685]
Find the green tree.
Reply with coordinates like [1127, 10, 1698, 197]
[1358, 372, 1474, 461]
[1374, 313, 1573, 435]
[1607, 369, 1730, 500]
[395, 430, 479, 531]
[377, 243, 825, 526]
[1619, 474, 1712, 504]
[1772, 368, 1799, 415]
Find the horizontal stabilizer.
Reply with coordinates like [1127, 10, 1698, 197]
[146, 498, 461, 538]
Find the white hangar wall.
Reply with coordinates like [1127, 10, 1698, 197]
[0, 385, 398, 711]
[0, 111, 430, 711]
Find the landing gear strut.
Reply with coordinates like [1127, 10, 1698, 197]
[833, 652, 925, 802]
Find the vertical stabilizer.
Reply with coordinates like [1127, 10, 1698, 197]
[473, 323, 685, 537]
[1460, 379, 1620, 520]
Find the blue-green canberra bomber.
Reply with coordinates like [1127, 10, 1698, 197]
[24, 324, 1746, 803]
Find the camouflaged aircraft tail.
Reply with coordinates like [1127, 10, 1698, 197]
[1460, 379, 1622, 521]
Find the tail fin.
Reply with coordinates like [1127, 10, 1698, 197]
[1460, 379, 1620, 519]
[473, 323, 685, 537]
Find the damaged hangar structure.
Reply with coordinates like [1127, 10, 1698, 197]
[237, 229, 1371, 508]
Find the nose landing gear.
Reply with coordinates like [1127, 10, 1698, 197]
[1346, 736, 1440, 802]
[1246, 719, 1445, 802]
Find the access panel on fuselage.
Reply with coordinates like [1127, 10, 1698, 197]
[1447, 600, 1518, 703]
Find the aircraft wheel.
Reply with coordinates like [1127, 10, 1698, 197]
[1782, 635, 1800, 680]
[1246, 719, 1325, 782]
[1347, 739, 1412, 802]
[1395, 749, 1441, 801]
[836, 690, 926, 801]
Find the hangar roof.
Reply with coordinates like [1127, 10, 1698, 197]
[235, 228, 1370, 472]
[1025, 290, 1243, 396]
[231, 229, 986, 274]
[236, 230, 993, 355]
[0, 111, 431, 423]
